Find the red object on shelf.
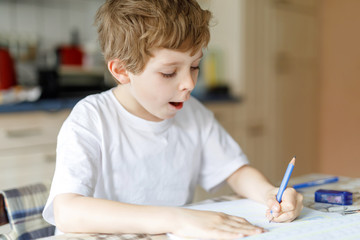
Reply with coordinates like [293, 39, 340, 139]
[0, 48, 17, 90]
[59, 46, 83, 66]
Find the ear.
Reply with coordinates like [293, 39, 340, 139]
[107, 59, 130, 84]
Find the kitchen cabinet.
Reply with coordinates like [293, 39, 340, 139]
[205, 101, 247, 148]
[200, 0, 319, 185]
[242, 0, 319, 183]
[0, 110, 70, 190]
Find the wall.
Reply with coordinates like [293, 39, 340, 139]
[198, 0, 246, 97]
[0, 0, 103, 48]
[318, 0, 360, 177]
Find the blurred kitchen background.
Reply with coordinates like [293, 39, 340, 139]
[0, 0, 360, 201]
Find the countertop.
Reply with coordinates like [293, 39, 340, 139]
[0, 97, 82, 113]
[0, 93, 241, 113]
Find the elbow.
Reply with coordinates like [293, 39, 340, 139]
[53, 193, 82, 233]
[54, 205, 70, 233]
[54, 210, 69, 233]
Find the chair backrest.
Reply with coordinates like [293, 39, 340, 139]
[0, 183, 55, 240]
[0, 194, 9, 226]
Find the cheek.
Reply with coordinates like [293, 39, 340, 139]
[133, 76, 173, 102]
[151, 85, 175, 103]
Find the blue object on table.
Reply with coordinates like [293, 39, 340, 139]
[292, 176, 339, 190]
[276, 157, 296, 203]
[315, 189, 353, 205]
[270, 156, 296, 221]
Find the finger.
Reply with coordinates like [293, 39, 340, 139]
[271, 211, 297, 223]
[205, 226, 261, 239]
[212, 212, 251, 225]
[218, 222, 265, 236]
[224, 220, 266, 234]
[280, 202, 295, 212]
[210, 215, 266, 235]
[267, 194, 280, 209]
[266, 209, 275, 220]
[267, 204, 281, 219]
[206, 228, 246, 239]
[267, 197, 281, 215]
[215, 223, 265, 239]
[280, 188, 298, 211]
[174, 224, 246, 240]
[228, 215, 251, 224]
[225, 216, 266, 233]
[272, 203, 303, 223]
[281, 190, 304, 212]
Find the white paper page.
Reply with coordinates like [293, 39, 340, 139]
[168, 199, 355, 240]
[247, 213, 360, 240]
[185, 199, 342, 230]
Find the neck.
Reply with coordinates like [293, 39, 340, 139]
[112, 85, 162, 122]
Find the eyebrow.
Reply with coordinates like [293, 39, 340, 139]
[161, 53, 203, 66]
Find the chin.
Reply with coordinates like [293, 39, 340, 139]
[162, 112, 177, 120]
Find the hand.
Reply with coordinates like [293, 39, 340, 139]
[266, 187, 303, 222]
[172, 208, 266, 239]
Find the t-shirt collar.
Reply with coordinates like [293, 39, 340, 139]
[109, 89, 173, 133]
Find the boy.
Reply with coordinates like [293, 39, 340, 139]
[43, 0, 303, 238]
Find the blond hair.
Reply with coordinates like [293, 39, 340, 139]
[95, 0, 212, 74]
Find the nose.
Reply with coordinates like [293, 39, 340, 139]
[179, 71, 196, 91]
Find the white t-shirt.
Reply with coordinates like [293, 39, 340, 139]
[43, 89, 249, 227]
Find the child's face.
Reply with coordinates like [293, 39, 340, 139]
[125, 48, 203, 121]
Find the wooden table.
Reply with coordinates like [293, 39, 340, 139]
[40, 173, 360, 240]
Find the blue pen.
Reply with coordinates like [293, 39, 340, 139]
[276, 157, 296, 202]
[270, 156, 296, 222]
[292, 176, 339, 190]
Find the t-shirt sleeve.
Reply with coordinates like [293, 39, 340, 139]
[42, 100, 102, 225]
[199, 112, 249, 192]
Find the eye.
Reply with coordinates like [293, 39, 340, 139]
[161, 72, 176, 78]
[191, 66, 200, 71]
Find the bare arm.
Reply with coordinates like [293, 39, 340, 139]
[54, 193, 265, 238]
[54, 193, 176, 234]
[227, 165, 275, 204]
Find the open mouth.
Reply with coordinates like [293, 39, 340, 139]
[169, 102, 183, 109]
[170, 102, 181, 106]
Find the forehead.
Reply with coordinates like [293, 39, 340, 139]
[147, 48, 203, 67]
